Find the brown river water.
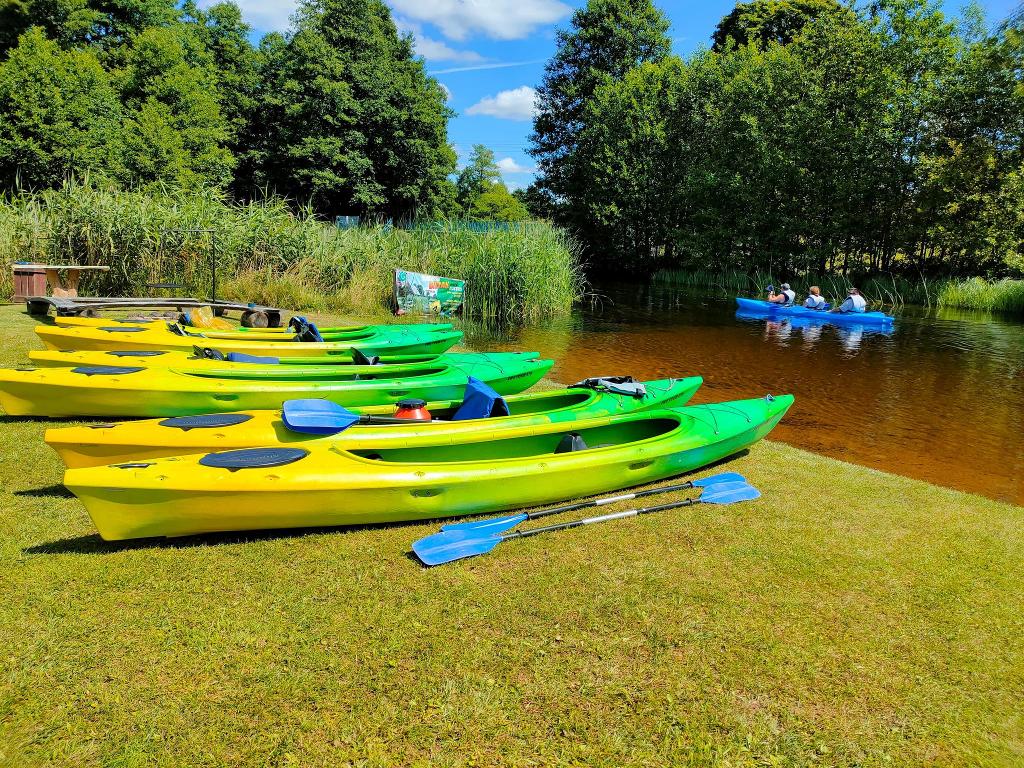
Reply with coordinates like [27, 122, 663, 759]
[463, 282, 1024, 505]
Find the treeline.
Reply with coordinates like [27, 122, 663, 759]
[0, 0, 454, 220]
[528, 0, 1024, 279]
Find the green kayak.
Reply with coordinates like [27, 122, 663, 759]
[0, 352, 552, 417]
[46, 377, 704, 468]
[65, 394, 793, 540]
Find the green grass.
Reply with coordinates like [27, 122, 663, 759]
[1, 304, 1023, 766]
[0, 181, 585, 325]
[935, 277, 1024, 314]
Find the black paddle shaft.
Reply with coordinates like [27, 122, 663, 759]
[523, 481, 698, 523]
[504, 497, 699, 540]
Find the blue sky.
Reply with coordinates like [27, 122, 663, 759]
[230, 0, 1020, 190]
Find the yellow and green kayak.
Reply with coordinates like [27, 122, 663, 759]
[54, 314, 451, 337]
[35, 322, 463, 359]
[46, 377, 703, 468]
[0, 352, 551, 417]
[30, 347, 467, 369]
[64, 394, 793, 540]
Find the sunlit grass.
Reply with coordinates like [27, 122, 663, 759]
[0, 304, 1022, 766]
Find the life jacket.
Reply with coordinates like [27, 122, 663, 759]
[842, 294, 867, 313]
[804, 294, 826, 309]
[781, 289, 796, 306]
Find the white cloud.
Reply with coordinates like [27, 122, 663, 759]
[430, 59, 545, 75]
[465, 86, 538, 121]
[388, 0, 570, 41]
[217, 0, 295, 30]
[395, 17, 484, 62]
[438, 83, 452, 101]
[497, 157, 534, 173]
[415, 36, 484, 62]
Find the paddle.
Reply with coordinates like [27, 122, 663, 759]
[413, 481, 761, 567]
[438, 471, 748, 535]
[280, 399, 440, 435]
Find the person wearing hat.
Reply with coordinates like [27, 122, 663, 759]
[835, 287, 867, 313]
[767, 283, 796, 306]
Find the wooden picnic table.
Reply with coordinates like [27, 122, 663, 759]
[18, 264, 110, 298]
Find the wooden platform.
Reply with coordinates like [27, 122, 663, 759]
[26, 296, 284, 327]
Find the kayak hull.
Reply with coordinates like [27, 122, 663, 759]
[735, 297, 895, 326]
[0, 355, 552, 417]
[64, 395, 793, 540]
[34, 323, 464, 358]
[28, 350, 456, 370]
[46, 376, 703, 468]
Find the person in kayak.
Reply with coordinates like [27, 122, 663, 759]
[804, 286, 827, 310]
[835, 287, 867, 313]
[767, 283, 796, 306]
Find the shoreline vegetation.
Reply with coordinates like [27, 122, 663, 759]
[654, 268, 1024, 315]
[0, 182, 585, 324]
[1, 304, 1021, 766]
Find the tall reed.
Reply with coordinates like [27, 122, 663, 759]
[0, 182, 585, 323]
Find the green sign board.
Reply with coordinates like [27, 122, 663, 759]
[394, 269, 466, 316]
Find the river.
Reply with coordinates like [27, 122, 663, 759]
[464, 282, 1024, 505]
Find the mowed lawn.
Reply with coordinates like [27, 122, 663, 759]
[0, 304, 1021, 767]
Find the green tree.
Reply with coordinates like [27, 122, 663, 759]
[530, 0, 671, 231]
[455, 144, 501, 213]
[470, 184, 529, 221]
[711, 0, 856, 50]
[116, 25, 234, 188]
[0, 27, 122, 190]
[254, 0, 455, 218]
[0, 0, 179, 57]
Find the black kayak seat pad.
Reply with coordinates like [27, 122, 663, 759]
[71, 365, 145, 376]
[159, 413, 254, 431]
[199, 447, 309, 470]
[555, 432, 588, 453]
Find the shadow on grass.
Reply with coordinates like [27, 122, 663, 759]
[23, 516, 439, 556]
[22, 450, 752, 558]
[13, 484, 74, 498]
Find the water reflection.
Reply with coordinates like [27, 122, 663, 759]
[463, 283, 1024, 505]
[734, 310, 895, 353]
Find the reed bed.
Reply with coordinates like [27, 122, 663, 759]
[653, 268, 1024, 314]
[0, 182, 585, 324]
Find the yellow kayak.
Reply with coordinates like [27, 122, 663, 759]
[65, 395, 793, 540]
[0, 352, 551, 417]
[35, 322, 463, 359]
[46, 376, 704, 468]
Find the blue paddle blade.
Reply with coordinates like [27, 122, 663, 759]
[699, 482, 761, 504]
[412, 528, 504, 566]
[439, 513, 528, 534]
[281, 399, 359, 435]
[692, 471, 746, 487]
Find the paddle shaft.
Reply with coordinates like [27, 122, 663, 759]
[357, 415, 442, 425]
[520, 481, 700, 523]
[501, 497, 700, 540]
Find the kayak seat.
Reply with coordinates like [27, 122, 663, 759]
[226, 352, 280, 364]
[452, 376, 510, 420]
[351, 348, 381, 365]
[555, 432, 588, 453]
[71, 365, 145, 376]
[193, 346, 227, 361]
[570, 376, 647, 398]
[282, 399, 359, 435]
[99, 326, 146, 333]
[106, 350, 167, 357]
[159, 413, 253, 431]
[198, 447, 309, 470]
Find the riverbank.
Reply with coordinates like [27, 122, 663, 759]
[1, 305, 1022, 766]
[654, 269, 1024, 314]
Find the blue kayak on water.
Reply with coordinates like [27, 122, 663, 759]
[735, 297, 895, 327]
